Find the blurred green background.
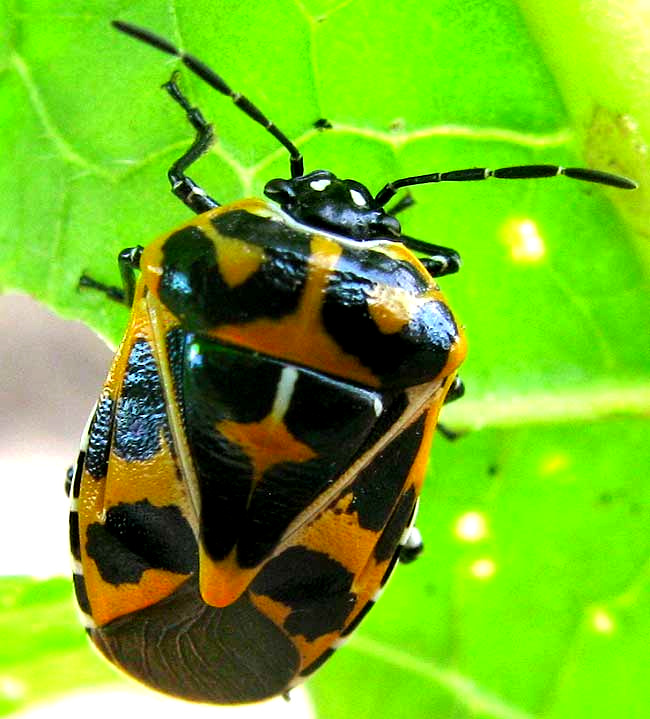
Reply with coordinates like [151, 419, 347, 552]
[1, 1, 649, 717]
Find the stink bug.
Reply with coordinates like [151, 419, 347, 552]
[68, 20, 637, 705]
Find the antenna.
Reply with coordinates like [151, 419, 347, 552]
[374, 164, 638, 207]
[112, 20, 304, 178]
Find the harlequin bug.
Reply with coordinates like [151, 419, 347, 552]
[68, 20, 637, 705]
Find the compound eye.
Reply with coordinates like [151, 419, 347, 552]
[264, 178, 295, 203]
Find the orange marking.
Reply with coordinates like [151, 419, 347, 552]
[198, 546, 260, 608]
[292, 493, 378, 577]
[367, 284, 422, 334]
[250, 591, 292, 627]
[251, 587, 345, 673]
[217, 414, 317, 485]
[85, 563, 190, 626]
[202, 224, 266, 288]
[211, 234, 382, 386]
[294, 631, 342, 672]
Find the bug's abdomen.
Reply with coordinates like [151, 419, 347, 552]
[91, 575, 300, 704]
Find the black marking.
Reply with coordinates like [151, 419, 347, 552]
[374, 486, 417, 563]
[69, 510, 81, 562]
[193, 430, 254, 562]
[181, 337, 383, 568]
[73, 573, 91, 615]
[113, 339, 170, 462]
[323, 247, 459, 387]
[355, 390, 409, 455]
[85, 500, 197, 585]
[299, 647, 336, 677]
[185, 336, 282, 424]
[65, 465, 73, 497]
[181, 338, 271, 562]
[346, 414, 426, 532]
[251, 546, 356, 641]
[283, 366, 381, 457]
[71, 452, 85, 498]
[85, 396, 114, 479]
[165, 327, 187, 426]
[378, 545, 402, 589]
[91, 574, 299, 703]
[158, 211, 309, 330]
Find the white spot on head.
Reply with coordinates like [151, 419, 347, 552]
[350, 189, 366, 207]
[501, 218, 546, 262]
[592, 609, 615, 633]
[310, 178, 331, 191]
[470, 557, 495, 579]
[455, 511, 488, 542]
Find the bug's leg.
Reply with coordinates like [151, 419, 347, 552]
[437, 423, 465, 441]
[162, 72, 220, 213]
[79, 246, 143, 307]
[400, 234, 461, 277]
[388, 195, 462, 276]
[438, 376, 466, 440]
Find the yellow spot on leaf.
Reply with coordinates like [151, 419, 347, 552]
[455, 511, 488, 542]
[501, 218, 546, 262]
[470, 557, 496, 579]
[540, 452, 571, 476]
[592, 608, 615, 634]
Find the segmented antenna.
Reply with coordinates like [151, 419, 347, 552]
[112, 20, 304, 178]
[374, 164, 637, 207]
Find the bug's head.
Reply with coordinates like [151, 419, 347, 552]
[264, 170, 401, 240]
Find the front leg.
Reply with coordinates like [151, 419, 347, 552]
[400, 234, 461, 277]
[163, 73, 220, 214]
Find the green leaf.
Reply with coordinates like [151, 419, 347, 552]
[1, 0, 648, 718]
[0, 577, 120, 715]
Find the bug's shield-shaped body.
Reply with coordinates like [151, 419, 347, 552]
[70, 200, 466, 703]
